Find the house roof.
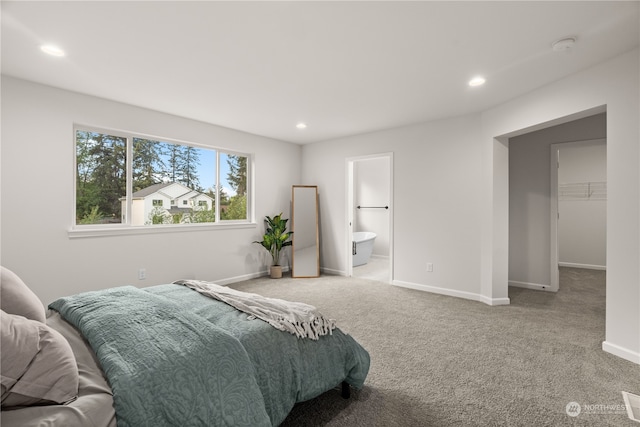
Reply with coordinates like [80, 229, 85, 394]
[184, 191, 214, 202]
[132, 182, 173, 198]
[132, 182, 214, 202]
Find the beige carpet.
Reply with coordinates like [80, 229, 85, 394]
[229, 268, 640, 426]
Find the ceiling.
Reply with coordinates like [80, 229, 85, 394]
[2, 1, 638, 144]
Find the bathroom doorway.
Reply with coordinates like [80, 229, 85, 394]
[346, 153, 393, 283]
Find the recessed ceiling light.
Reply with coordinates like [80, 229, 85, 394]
[40, 44, 65, 57]
[296, 123, 307, 129]
[468, 76, 486, 87]
[552, 37, 576, 52]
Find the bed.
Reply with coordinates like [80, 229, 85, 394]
[0, 267, 370, 426]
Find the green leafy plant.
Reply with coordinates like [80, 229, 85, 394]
[146, 206, 171, 225]
[254, 213, 293, 266]
[191, 207, 216, 223]
[79, 205, 104, 224]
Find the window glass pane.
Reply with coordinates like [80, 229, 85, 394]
[220, 153, 248, 221]
[132, 138, 217, 225]
[74, 127, 251, 230]
[76, 130, 126, 224]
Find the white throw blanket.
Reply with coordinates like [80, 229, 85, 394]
[173, 280, 336, 340]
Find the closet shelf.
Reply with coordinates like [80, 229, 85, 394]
[559, 181, 606, 201]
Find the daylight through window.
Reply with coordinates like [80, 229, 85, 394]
[75, 128, 250, 227]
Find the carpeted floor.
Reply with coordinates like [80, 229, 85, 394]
[230, 268, 640, 426]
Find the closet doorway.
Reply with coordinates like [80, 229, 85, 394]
[346, 153, 393, 283]
[550, 139, 607, 290]
[508, 111, 606, 294]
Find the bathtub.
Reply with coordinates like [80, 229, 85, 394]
[353, 232, 377, 267]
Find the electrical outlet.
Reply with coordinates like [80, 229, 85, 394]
[427, 263, 433, 272]
[138, 268, 146, 280]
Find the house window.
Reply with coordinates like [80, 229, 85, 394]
[74, 127, 251, 229]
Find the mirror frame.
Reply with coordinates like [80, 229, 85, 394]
[291, 185, 320, 278]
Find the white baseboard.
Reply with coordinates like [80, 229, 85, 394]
[392, 280, 510, 306]
[480, 295, 511, 306]
[602, 341, 640, 365]
[320, 267, 346, 276]
[214, 272, 264, 286]
[558, 262, 606, 271]
[509, 280, 556, 292]
[218, 266, 346, 282]
[213, 266, 290, 285]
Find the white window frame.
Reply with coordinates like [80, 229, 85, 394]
[70, 125, 255, 238]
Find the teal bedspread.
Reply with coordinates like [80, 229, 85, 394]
[49, 284, 370, 427]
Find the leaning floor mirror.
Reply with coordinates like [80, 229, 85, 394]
[291, 185, 320, 278]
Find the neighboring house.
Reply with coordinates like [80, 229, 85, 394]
[121, 182, 214, 225]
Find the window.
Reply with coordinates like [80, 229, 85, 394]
[75, 127, 251, 229]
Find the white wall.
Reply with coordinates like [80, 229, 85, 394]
[481, 49, 639, 364]
[354, 157, 390, 256]
[0, 76, 301, 305]
[558, 141, 606, 269]
[508, 114, 606, 287]
[3, 49, 637, 365]
[302, 114, 485, 300]
[302, 49, 639, 364]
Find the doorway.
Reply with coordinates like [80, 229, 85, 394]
[346, 153, 393, 283]
[550, 139, 607, 290]
[507, 111, 606, 293]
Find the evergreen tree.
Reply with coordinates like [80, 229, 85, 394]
[163, 143, 201, 190]
[226, 155, 247, 196]
[132, 138, 165, 191]
[76, 131, 99, 221]
[164, 142, 183, 184]
[218, 184, 230, 205]
[75, 131, 126, 223]
[88, 133, 126, 220]
[181, 145, 201, 191]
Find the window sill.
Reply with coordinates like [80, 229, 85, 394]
[68, 222, 256, 239]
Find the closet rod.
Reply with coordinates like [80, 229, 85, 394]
[357, 205, 389, 209]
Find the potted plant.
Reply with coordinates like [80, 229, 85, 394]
[254, 213, 293, 278]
